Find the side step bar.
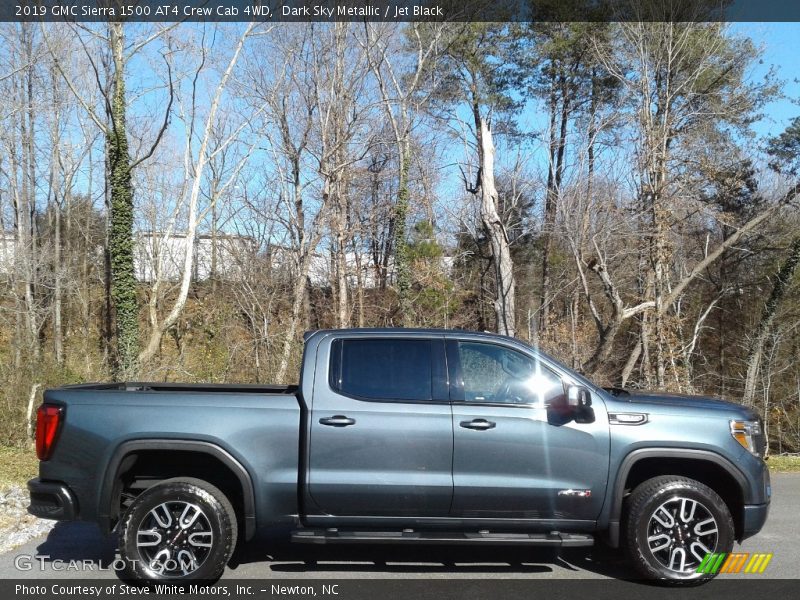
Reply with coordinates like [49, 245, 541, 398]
[291, 529, 594, 547]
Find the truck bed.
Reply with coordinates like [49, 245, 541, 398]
[38, 381, 304, 532]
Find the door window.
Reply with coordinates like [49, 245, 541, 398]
[330, 338, 433, 402]
[457, 342, 563, 406]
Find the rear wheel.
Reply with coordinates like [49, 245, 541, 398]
[119, 477, 237, 583]
[624, 475, 734, 585]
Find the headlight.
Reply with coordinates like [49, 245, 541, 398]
[730, 419, 762, 456]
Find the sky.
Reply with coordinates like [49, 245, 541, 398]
[6, 21, 797, 240]
[438, 22, 800, 215]
[732, 22, 800, 138]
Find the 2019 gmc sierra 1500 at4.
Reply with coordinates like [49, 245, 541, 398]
[28, 328, 770, 584]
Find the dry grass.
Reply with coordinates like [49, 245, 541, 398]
[0, 445, 38, 531]
[0, 445, 38, 492]
[767, 454, 800, 473]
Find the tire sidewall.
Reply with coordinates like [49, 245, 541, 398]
[628, 480, 734, 583]
[120, 480, 235, 583]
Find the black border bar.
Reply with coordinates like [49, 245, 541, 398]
[5, 579, 800, 600]
[4, 1, 800, 23]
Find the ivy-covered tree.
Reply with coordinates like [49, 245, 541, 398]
[106, 21, 139, 377]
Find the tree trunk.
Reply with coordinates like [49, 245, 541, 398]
[137, 22, 254, 368]
[353, 236, 365, 328]
[10, 89, 27, 370]
[334, 186, 349, 329]
[540, 73, 569, 336]
[275, 251, 315, 383]
[621, 341, 642, 388]
[108, 21, 139, 377]
[210, 192, 218, 294]
[18, 23, 40, 360]
[475, 111, 516, 337]
[53, 201, 63, 365]
[393, 141, 412, 325]
[50, 67, 64, 366]
[102, 146, 114, 365]
[652, 202, 671, 389]
[574, 71, 599, 370]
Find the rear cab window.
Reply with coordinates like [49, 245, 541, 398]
[330, 338, 433, 401]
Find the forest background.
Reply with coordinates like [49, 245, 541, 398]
[2, 11, 800, 457]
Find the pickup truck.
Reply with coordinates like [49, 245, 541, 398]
[28, 328, 770, 584]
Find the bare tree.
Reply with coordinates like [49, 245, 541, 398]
[244, 25, 329, 382]
[436, 24, 518, 337]
[137, 23, 261, 367]
[582, 21, 777, 382]
[308, 23, 373, 330]
[360, 22, 445, 324]
[743, 235, 800, 406]
[43, 21, 176, 376]
[0, 24, 43, 363]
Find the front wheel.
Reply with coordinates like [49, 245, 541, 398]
[119, 477, 237, 583]
[624, 475, 734, 585]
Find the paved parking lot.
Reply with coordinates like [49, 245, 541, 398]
[2, 474, 796, 580]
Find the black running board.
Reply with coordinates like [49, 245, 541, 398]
[291, 529, 594, 547]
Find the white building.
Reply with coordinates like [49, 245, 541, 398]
[270, 246, 453, 289]
[0, 231, 452, 289]
[268, 245, 391, 289]
[134, 232, 255, 282]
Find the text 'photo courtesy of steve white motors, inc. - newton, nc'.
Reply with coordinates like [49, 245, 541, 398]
[14, 583, 340, 597]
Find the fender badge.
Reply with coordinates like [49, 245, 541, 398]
[608, 412, 648, 425]
[558, 489, 592, 498]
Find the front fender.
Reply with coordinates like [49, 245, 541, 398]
[602, 447, 752, 547]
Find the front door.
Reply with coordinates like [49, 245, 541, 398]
[448, 339, 609, 522]
[308, 335, 453, 517]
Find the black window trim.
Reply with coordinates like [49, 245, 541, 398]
[328, 336, 449, 405]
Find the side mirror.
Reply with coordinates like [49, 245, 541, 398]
[567, 385, 592, 409]
[547, 385, 594, 426]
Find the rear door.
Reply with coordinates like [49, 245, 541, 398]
[448, 338, 609, 522]
[307, 334, 453, 517]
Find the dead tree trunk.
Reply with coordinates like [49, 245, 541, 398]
[474, 110, 516, 337]
[332, 180, 349, 329]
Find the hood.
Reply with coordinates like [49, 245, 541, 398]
[604, 388, 758, 418]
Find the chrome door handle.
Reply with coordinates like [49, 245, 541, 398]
[319, 415, 356, 427]
[459, 419, 496, 431]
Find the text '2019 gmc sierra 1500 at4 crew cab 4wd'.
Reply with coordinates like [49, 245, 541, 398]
[28, 328, 770, 584]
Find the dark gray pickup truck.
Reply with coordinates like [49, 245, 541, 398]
[29, 328, 770, 584]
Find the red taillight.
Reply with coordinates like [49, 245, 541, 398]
[36, 404, 63, 461]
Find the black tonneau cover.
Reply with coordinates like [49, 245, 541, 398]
[57, 382, 299, 394]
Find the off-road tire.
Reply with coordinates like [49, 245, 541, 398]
[119, 477, 237, 584]
[623, 475, 734, 585]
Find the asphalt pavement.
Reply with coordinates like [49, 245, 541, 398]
[1, 473, 797, 581]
